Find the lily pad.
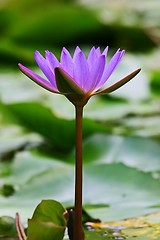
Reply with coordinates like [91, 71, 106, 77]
[7, 102, 109, 151]
[0, 134, 160, 223]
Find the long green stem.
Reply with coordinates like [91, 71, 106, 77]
[74, 106, 84, 240]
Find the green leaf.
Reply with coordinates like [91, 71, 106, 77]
[0, 184, 15, 197]
[0, 124, 42, 161]
[0, 216, 17, 237]
[81, 134, 160, 172]
[10, 5, 101, 47]
[28, 200, 66, 240]
[6, 102, 109, 151]
[150, 71, 160, 95]
[1, 134, 160, 224]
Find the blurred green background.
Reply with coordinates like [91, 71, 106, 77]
[0, 0, 159, 67]
[1, 0, 160, 238]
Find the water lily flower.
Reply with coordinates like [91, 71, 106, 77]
[18, 46, 140, 107]
[18, 46, 141, 240]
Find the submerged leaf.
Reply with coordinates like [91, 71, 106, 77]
[86, 212, 160, 240]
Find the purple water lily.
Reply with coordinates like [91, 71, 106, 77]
[18, 46, 141, 240]
[18, 46, 140, 106]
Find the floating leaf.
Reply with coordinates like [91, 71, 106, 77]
[1, 135, 160, 223]
[7, 102, 109, 151]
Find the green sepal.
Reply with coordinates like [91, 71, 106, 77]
[55, 68, 84, 95]
[27, 200, 67, 240]
[95, 68, 141, 95]
[55, 68, 89, 106]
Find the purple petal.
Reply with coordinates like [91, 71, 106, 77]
[102, 46, 109, 58]
[95, 47, 101, 56]
[98, 49, 125, 88]
[73, 50, 89, 91]
[87, 47, 97, 70]
[73, 46, 81, 60]
[45, 50, 59, 70]
[87, 55, 106, 92]
[60, 47, 73, 77]
[18, 63, 59, 93]
[34, 51, 56, 87]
